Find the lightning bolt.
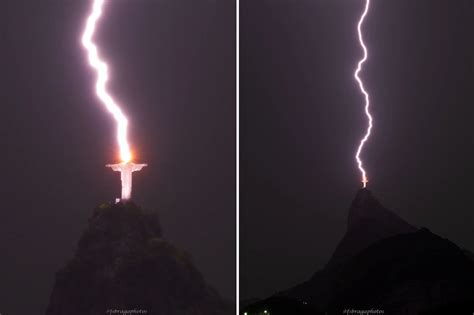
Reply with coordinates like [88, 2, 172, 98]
[82, 0, 132, 163]
[354, 0, 372, 188]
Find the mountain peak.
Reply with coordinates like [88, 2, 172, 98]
[46, 202, 233, 315]
[269, 190, 474, 314]
[348, 188, 379, 227]
[328, 189, 417, 266]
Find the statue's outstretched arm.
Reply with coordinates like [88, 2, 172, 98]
[132, 163, 148, 172]
[106, 164, 122, 172]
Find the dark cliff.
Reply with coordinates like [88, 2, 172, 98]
[328, 188, 417, 267]
[243, 189, 474, 315]
[46, 202, 233, 315]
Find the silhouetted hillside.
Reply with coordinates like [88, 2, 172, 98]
[327, 228, 474, 314]
[328, 188, 416, 267]
[243, 189, 474, 315]
[242, 296, 323, 315]
[46, 202, 233, 315]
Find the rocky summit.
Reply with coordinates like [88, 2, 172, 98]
[46, 202, 233, 315]
[328, 188, 417, 267]
[243, 189, 474, 315]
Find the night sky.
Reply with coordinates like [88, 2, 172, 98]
[1, 0, 235, 313]
[241, 0, 474, 301]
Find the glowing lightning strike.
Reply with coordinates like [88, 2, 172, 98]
[82, 0, 132, 163]
[354, 0, 373, 188]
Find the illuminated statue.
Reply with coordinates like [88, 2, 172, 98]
[106, 162, 147, 200]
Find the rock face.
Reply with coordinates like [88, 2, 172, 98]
[328, 188, 417, 266]
[46, 202, 233, 315]
[244, 189, 474, 315]
[329, 228, 474, 314]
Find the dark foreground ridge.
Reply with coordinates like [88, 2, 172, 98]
[242, 189, 474, 315]
[46, 201, 233, 315]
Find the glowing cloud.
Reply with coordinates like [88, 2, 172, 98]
[82, 0, 132, 163]
[354, 0, 373, 188]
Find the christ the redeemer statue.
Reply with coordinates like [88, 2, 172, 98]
[106, 162, 147, 200]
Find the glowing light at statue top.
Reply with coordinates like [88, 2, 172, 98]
[82, 0, 132, 163]
[354, 0, 373, 188]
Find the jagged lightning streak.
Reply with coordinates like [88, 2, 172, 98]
[82, 0, 132, 163]
[354, 0, 372, 188]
